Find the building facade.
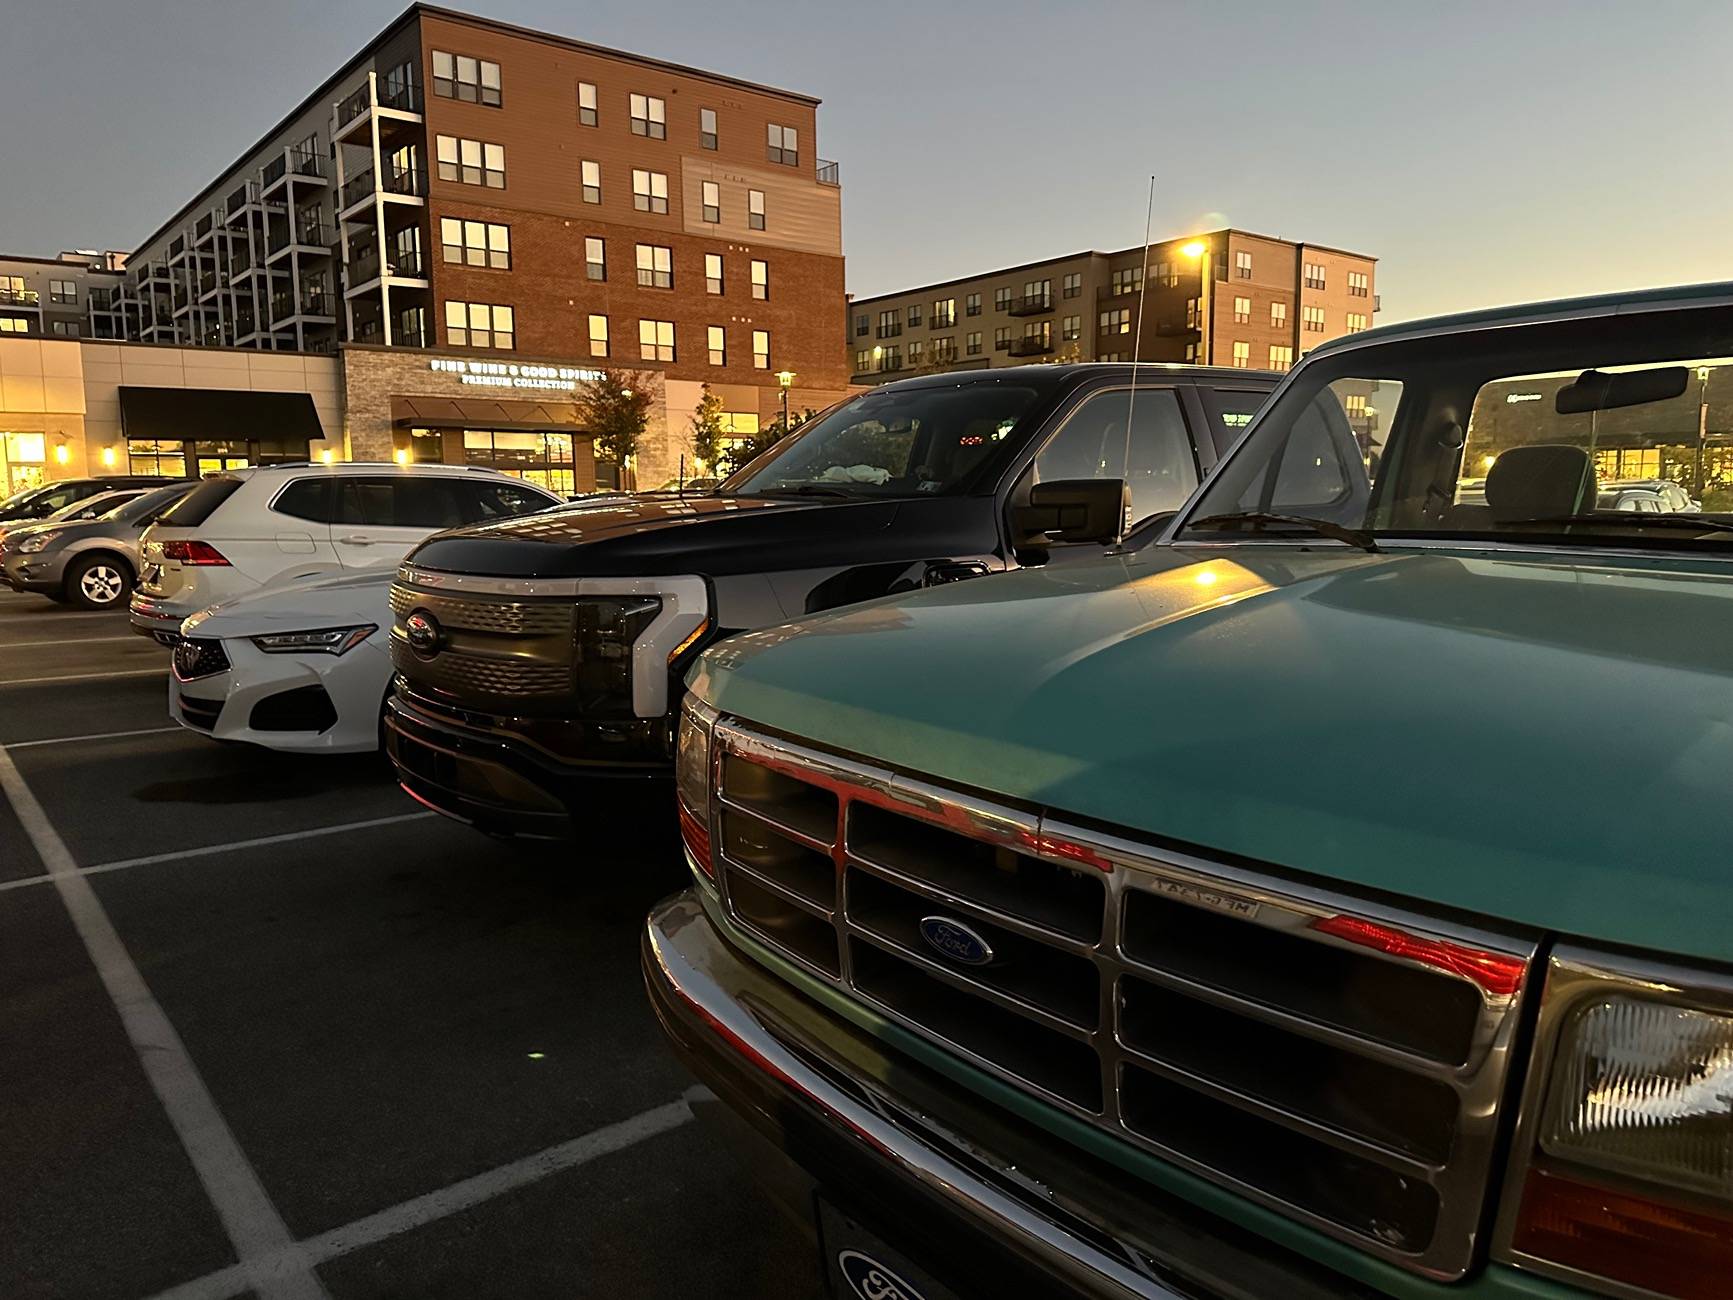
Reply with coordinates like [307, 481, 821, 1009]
[846, 229, 1377, 383]
[72, 3, 846, 489]
[0, 252, 129, 343]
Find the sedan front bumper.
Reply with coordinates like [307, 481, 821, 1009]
[170, 634, 392, 753]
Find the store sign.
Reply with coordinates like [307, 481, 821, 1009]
[428, 358, 603, 392]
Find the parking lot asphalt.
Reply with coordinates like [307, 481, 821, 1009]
[0, 589, 820, 1299]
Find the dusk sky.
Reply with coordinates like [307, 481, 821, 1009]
[4, 0, 1729, 323]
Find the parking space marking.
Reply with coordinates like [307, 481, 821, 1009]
[0, 745, 331, 1300]
[1, 668, 165, 687]
[143, 1089, 707, 1300]
[9, 725, 183, 749]
[0, 811, 437, 895]
[0, 635, 143, 649]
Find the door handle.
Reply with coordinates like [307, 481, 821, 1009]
[337, 534, 376, 545]
[924, 562, 990, 586]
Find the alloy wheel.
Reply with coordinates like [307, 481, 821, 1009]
[80, 565, 126, 606]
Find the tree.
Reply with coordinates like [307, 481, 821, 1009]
[577, 369, 655, 474]
[688, 384, 727, 471]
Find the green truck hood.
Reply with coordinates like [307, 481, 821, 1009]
[690, 545, 1733, 967]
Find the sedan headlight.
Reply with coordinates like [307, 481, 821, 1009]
[17, 532, 56, 554]
[250, 625, 377, 655]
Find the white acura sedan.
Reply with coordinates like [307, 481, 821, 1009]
[169, 567, 399, 753]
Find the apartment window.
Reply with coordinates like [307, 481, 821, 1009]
[966, 331, 982, 356]
[588, 313, 609, 357]
[1232, 341, 1250, 369]
[708, 325, 726, 366]
[1346, 312, 1368, 332]
[994, 287, 1012, 312]
[1303, 304, 1326, 333]
[1110, 267, 1142, 296]
[635, 243, 673, 289]
[965, 292, 981, 317]
[994, 326, 1011, 351]
[585, 237, 606, 281]
[750, 260, 768, 300]
[432, 52, 501, 106]
[1186, 298, 1200, 329]
[877, 309, 900, 338]
[855, 349, 871, 373]
[577, 81, 598, 126]
[907, 340, 924, 367]
[50, 320, 81, 337]
[1154, 259, 1177, 287]
[1099, 307, 1131, 335]
[1303, 261, 1326, 291]
[440, 218, 510, 269]
[700, 107, 718, 150]
[0, 318, 28, 335]
[1062, 315, 1081, 342]
[633, 169, 669, 214]
[1062, 272, 1082, 299]
[1270, 301, 1287, 328]
[1232, 296, 1251, 325]
[580, 160, 601, 205]
[933, 336, 956, 363]
[1023, 321, 1050, 347]
[881, 345, 902, 372]
[701, 180, 721, 223]
[639, 318, 675, 361]
[1347, 270, 1369, 298]
[748, 189, 765, 230]
[854, 313, 868, 338]
[436, 136, 504, 188]
[908, 303, 922, 327]
[1023, 279, 1051, 306]
[48, 279, 76, 304]
[752, 329, 770, 369]
[708, 255, 725, 295]
[1269, 344, 1293, 371]
[932, 297, 955, 327]
[445, 300, 514, 349]
[631, 94, 667, 139]
[1235, 250, 1253, 279]
[767, 123, 799, 166]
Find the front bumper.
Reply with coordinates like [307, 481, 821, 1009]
[130, 592, 195, 643]
[383, 693, 671, 838]
[170, 636, 391, 753]
[643, 890, 1372, 1300]
[2, 551, 67, 593]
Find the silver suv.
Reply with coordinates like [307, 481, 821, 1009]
[1, 482, 197, 609]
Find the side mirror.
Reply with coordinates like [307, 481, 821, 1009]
[1013, 478, 1128, 548]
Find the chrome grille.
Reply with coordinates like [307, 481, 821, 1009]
[389, 579, 576, 707]
[707, 721, 1536, 1280]
[388, 584, 573, 636]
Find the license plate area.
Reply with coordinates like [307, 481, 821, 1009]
[819, 1199, 962, 1300]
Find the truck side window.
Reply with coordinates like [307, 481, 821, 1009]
[1031, 388, 1197, 526]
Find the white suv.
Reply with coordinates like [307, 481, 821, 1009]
[130, 463, 562, 643]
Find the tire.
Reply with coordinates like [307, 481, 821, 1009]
[64, 554, 134, 611]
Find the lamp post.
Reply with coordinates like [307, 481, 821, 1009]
[1179, 239, 1211, 365]
[776, 369, 796, 432]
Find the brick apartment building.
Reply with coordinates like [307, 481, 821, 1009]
[0, 251, 128, 342]
[4, 4, 849, 493]
[847, 229, 1376, 384]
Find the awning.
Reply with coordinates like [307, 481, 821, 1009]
[391, 395, 585, 431]
[119, 387, 325, 444]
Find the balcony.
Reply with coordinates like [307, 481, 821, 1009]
[262, 146, 324, 195]
[816, 159, 840, 187]
[0, 287, 41, 309]
[875, 323, 902, 339]
[1006, 293, 1053, 317]
[270, 286, 334, 325]
[334, 67, 423, 141]
[1009, 336, 1054, 357]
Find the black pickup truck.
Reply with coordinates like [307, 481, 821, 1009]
[384, 364, 1276, 836]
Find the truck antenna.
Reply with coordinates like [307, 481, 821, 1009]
[1123, 175, 1157, 518]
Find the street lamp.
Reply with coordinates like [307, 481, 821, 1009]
[775, 369, 796, 431]
[1179, 239, 1211, 365]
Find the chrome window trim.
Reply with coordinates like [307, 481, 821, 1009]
[1171, 537, 1733, 566]
[705, 719, 1539, 1280]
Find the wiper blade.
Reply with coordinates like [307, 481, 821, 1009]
[1505, 512, 1733, 537]
[1186, 511, 1380, 553]
[746, 484, 860, 500]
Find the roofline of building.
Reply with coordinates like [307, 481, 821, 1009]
[0, 252, 125, 274]
[848, 227, 1379, 306]
[128, 2, 822, 261]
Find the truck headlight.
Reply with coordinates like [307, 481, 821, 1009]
[675, 696, 718, 881]
[251, 625, 377, 655]
[1499, 953, 1733, 1299]
[574, 597, 662, 717]
[17, 532, 55, 553]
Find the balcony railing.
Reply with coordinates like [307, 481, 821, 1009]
[337, 76, 423, 128]
[1006, 293, 1053, 317]
[272, 287, 334, 321]
[340, 168, 375, 210]
[295, 220, 332, 248]
[0, 287, 41, 307]
[816, 158, 840, 186]
[382, 166, 427, 198]
[876, 323, 902, 339]
[1009, 336, 1054, 357]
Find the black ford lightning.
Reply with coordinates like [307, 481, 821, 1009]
[384, 364, 1275, 835]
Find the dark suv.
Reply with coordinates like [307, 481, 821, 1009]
[385, 364, 1276, 835]
[0, 476, 172, 525]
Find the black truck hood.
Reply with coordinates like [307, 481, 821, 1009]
[407, 493, 905, 578]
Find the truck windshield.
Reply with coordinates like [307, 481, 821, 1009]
[724, 382, 1042, 498]
[1178, 305, 1733, 552]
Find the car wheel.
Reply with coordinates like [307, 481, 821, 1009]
[65, 556, 133, 610]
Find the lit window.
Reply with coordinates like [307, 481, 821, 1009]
[1098, 307, 1130, 335]
[747, 189, 765, 231]
[1346, 312, 1368, 332]
[854, 349, 871, 372]
[700, 107, 717, 150]
[631, 93, 667, 139]
[1232, 340, 1250, 368]
[437, 136, 504, 187]
[932, 336, 955, 363]
[1268, 344, 1293, 371]
[635, 243, 673, 289]
[577, 81, 598, 126]
[752, 329, 770, 369]
[585, 237, 606, 282]
[701, 181, 720, 224]
[581, 160, 601, 204]
[1304, 261, 1326, 290]
[483, 143, 504, 188]
[1110, 267, 1143, 296]
[1347, 270, 1369, 297]
[1233, 296, 1251, 325]
[639, 318, 675, 361]
[750, 259, 768, 300]
[588, 313, 609, 357]
[705, 253, 723, 295]
[633, 169, 669, 214]
[1062, 315, 1081, 342]
[446, 301, 513, 349]
[1303, 305, 1326, 332]
[440, 218, 510, 268]
[433, 52, 501, 106]
[932, 297, 955, 326]
[708, 325, 726, 366]
[767, 123, 799, 166]
[1270, 301, 1287, 328]
[877, 309, 899, 338]
[1235, 250, 1253, 279]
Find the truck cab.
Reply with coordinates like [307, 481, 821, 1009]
[384, 364, 1276, 836]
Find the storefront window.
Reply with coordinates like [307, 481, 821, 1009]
[2, 431, 46, 495]
[129, 439, 188, 478]
[459, 428, 577, 495]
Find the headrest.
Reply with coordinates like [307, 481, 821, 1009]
[1484, 445, 1596, 522]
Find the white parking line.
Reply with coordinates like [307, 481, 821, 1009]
[0, 745, 330, 1300]
[0, 811, 437, 895]
[0, 668, 164, 687]
[8, 725, 183, 749]
[143, 1089, 706, 1300]
[0, 635, 143, 649]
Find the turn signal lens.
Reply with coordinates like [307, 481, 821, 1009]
[674, 698, 716, 879]
[161, 540, 230, 566]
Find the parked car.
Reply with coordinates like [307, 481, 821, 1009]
[1599, 478, 1699, 512]
[1, 481, 197, 608]
[169, 568, 396, 752]
[0, 475, 169, 525]
[0, 488, 146, 553]
[645, 283, 1733, 1300]
[384, 364, 1279, 836]
[129, 463, 561, 644]
[654, 476, 722, 494]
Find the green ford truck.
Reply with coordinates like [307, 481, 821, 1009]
[645, 283, 1733, 1300]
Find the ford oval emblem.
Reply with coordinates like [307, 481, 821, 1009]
[837, 1249, 927, 1300]
[405, 610, 442, 657]
[918, 915, 995, 967]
